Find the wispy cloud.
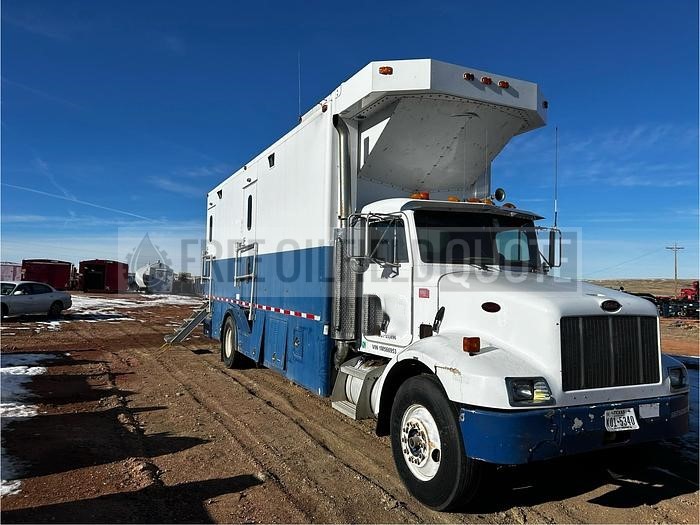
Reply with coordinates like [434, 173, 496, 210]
[33, 157, 77, 200]
[2, 183, 158, 222]
[496, 122, 698, 188]
[2, 13, 73, 41]
[159, 35, 186, 55]
[147, 176, 204, 197]
[1, 77, 84, 109]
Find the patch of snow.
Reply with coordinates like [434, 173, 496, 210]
[1, 480, 21, 497]
[1, 353, 56, 497]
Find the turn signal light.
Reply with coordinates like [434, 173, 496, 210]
[463, 337, 480, 354]
[480, 76, 492, 85]
[409, 191, 430, 200]
[379, 66, 393, 75]
[498, 80, 510, 89]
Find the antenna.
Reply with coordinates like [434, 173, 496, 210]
[297, 50, 302, 122]
[553, 126, 559, 228]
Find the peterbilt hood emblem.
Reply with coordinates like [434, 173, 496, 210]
[601, 300, 622, 312]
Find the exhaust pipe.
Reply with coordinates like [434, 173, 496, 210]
[333, 115, 352, 223]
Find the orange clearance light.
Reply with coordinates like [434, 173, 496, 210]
[419, 191, 430, 200]
[463, 72, 475, 81]
[463, 337, 481, 354]
[502, 202, 516, 209]
[447, 195, 461, 202]
[481, 198, 494, 205]
[466, 197, 480, 203]
[379, 66, 393, 75]
[480, 76, 492, 85]
[409, 192, 426, 200]
[498, 80, 510, 89]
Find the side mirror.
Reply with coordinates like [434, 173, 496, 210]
[548, 229, 562, 268]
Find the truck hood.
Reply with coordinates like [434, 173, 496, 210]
[435, 269, 658, 372]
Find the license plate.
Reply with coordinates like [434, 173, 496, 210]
[604, 408, 639, 432]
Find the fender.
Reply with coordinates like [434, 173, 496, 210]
[373, 332, 546, 417]
[221, 305, 267, 364]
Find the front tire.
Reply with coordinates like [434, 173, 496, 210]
[390, 374, 483, 511]
[221, 316, 241, 369]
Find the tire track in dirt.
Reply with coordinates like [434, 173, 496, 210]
[207, 362, 463, 524]
[149, 347, 424, 523]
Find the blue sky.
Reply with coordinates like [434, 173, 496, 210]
[1, 0, 698, 277]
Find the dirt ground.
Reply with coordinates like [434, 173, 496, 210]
[1, 293, 698, 523]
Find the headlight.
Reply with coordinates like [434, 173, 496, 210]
[668, 366, 688, 391]
[505, 377, 555, 406]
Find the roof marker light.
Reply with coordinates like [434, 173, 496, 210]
[480, 76, 492, 85]
[379, 66, 393, 75]
[463, 72, 475, 81]
[498, 80, 510, 89]
[447, 195, 461, 202]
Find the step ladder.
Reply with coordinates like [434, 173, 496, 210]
[164, 305, 209, 343]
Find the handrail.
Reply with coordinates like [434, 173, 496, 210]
[234, 242, 258, 320]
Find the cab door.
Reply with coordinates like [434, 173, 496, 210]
[361, 216, 413, 352]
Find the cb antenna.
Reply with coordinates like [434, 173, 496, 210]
[297, 50, 302, 122]
[553, 126, 559, 228]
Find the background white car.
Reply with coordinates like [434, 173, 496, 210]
[1, 281, 73, 318]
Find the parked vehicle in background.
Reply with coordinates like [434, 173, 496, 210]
[658, 281, 699, 318]
[1, 281, 73, 318]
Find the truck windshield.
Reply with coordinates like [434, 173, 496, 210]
[414, 211, 541, 268]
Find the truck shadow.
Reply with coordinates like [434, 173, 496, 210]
[469, 444, 698, 512]
[1, 474, 263, 523]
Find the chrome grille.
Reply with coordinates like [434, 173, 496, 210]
[560, 316, 659, 391]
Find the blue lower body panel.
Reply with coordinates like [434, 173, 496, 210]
[460, 394, 689, 465]
[207, 246, 334, 397]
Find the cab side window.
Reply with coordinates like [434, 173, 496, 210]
[368, 219, 409, 264]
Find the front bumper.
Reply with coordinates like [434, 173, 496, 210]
[459, 393, 689, 465]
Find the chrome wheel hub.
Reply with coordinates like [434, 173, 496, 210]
[400, 404, 441, 481]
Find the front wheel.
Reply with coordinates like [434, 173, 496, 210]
[390, 374, 483, 511]
[221, 316, 242, 369]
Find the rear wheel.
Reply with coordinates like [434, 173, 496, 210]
[390, 374, 483, 511]
[48, 301, 63, 318]
[221, 316, 241, 368]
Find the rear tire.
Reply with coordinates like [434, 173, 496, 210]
[390, 374, 483, 511]
[221, 316, 241, 369]
[48, 301, 63, 318]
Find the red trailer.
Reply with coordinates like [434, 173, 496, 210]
[21, 259, 73, 290]
[79, 259, 128, 293]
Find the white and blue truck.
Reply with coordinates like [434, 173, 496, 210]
[201, 59, 689, 510]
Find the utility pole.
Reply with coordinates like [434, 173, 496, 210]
[665, 243, 684, 296]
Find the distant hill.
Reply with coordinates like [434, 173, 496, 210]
[589, 279, 696, 296]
